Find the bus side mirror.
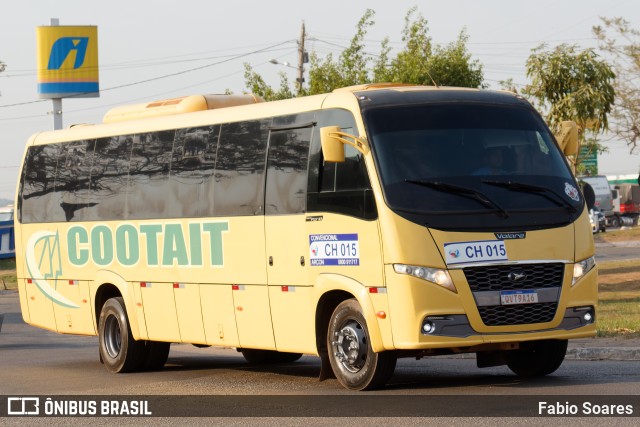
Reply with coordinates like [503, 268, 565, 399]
[555, 121, 579, 156]
[320, 126, 346, 163]
[581, 182, 596, 210]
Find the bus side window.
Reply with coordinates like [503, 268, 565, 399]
[126, 130, 176, 220]
[171, 125, 220, 218]
[214, 119, 270, 216]
[55, 140, 95, 222]
[307, 109, 377, 220]
[265, 122, 312, 215]
[86, 136, 133, 221]
[20, 144, 61, 223]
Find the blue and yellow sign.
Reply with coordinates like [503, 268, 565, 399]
[36, 26, 99, 98]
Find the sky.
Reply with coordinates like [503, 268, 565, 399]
[1, 0, 639, 202]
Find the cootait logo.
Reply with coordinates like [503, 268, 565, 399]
[48, 37, 89, 70]
[25, 230, 79, 308]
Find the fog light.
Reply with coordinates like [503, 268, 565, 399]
[422, 321, 435, 334]
[584, 312, 592, 322]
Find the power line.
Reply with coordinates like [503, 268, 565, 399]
[0, 40, 296, 110]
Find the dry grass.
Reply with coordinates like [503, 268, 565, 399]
[594, 226, 640, 244]
[0, 258, 16, 290]
[596, 258, 640, 338]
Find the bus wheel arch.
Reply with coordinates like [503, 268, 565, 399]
[94, 283, 121, 329]
[95, 283, 170, 373]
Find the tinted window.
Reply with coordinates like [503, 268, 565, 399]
[54, 140, 95, 222]
[214, 119, 269, 216]
[365, 103, 582, 231]
[307, 109, 376, 220]
[21, 144, 62, 223]
[84, 136, 132, 221]
[170, 125, 220, 217]
[127, 131, 176, 220]
[265, 121, 312, 215]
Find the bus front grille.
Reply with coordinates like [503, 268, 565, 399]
[463, 263, 565, 292]
[463, 263, 564, 326]
[477, 302, 558, 326]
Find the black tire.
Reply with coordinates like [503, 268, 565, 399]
[240, 349, 302, 364]
[610, 216, 621, 228]
[142, 341, 170, 371]
[327, 299, 397, 391]
[505, 339, 568, 377]
[98, 297, 147, 373]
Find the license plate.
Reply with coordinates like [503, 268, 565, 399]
[500, 290, 538, 305]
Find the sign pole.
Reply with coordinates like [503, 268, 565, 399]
[50, 18, 63, 130]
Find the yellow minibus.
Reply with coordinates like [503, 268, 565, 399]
[14, 85, 597, 390]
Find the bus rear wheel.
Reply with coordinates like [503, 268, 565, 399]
[142, 341, 170, 371]
[98, 297, 147, 373]
[327, 299, 396, 390]
[505, 339, 568, 377]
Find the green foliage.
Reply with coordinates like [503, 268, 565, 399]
[594, 17, 640, 153]
[425, 30, 485, 88]
[523, 44, 615, 172]
[524, 44, 615, 133]
[243, 63, 294, 101]
[307, 9, 375, 94]
[244, 8, 485, 98]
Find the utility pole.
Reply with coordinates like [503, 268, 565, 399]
[296, 22, 307, 96]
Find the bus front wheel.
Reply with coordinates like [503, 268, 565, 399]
[98, 297, 147, 373]
[505, 339, 568, 377]
[327, 299, 396, 390]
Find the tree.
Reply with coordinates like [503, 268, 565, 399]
[594, 17, 640, 153]
[243, 63, 293, 101]
[377, 8, 484, 88]
[244, 8, 485, 99]
[523, 44, 615, 174]
[306, 9, 375, 95]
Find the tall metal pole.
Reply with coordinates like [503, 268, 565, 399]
[296, 22, 306, 96]
[50, 18, 63, 130]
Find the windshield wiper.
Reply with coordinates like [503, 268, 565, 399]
[405, 179, 509, 218]
[481, 179, 577, 212]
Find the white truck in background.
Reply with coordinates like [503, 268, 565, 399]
[580, 176, 614, 228]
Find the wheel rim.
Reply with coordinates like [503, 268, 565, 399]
[104, 314, 122, 359]
[332, 319, 368, 373]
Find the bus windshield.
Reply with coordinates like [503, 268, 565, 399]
[364, 103, 583, 231]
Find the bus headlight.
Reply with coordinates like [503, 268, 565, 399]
[572, 256, 596, 285]
[393, 264, 456, 293]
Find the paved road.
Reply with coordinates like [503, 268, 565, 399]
[1, 290, 639, 426]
